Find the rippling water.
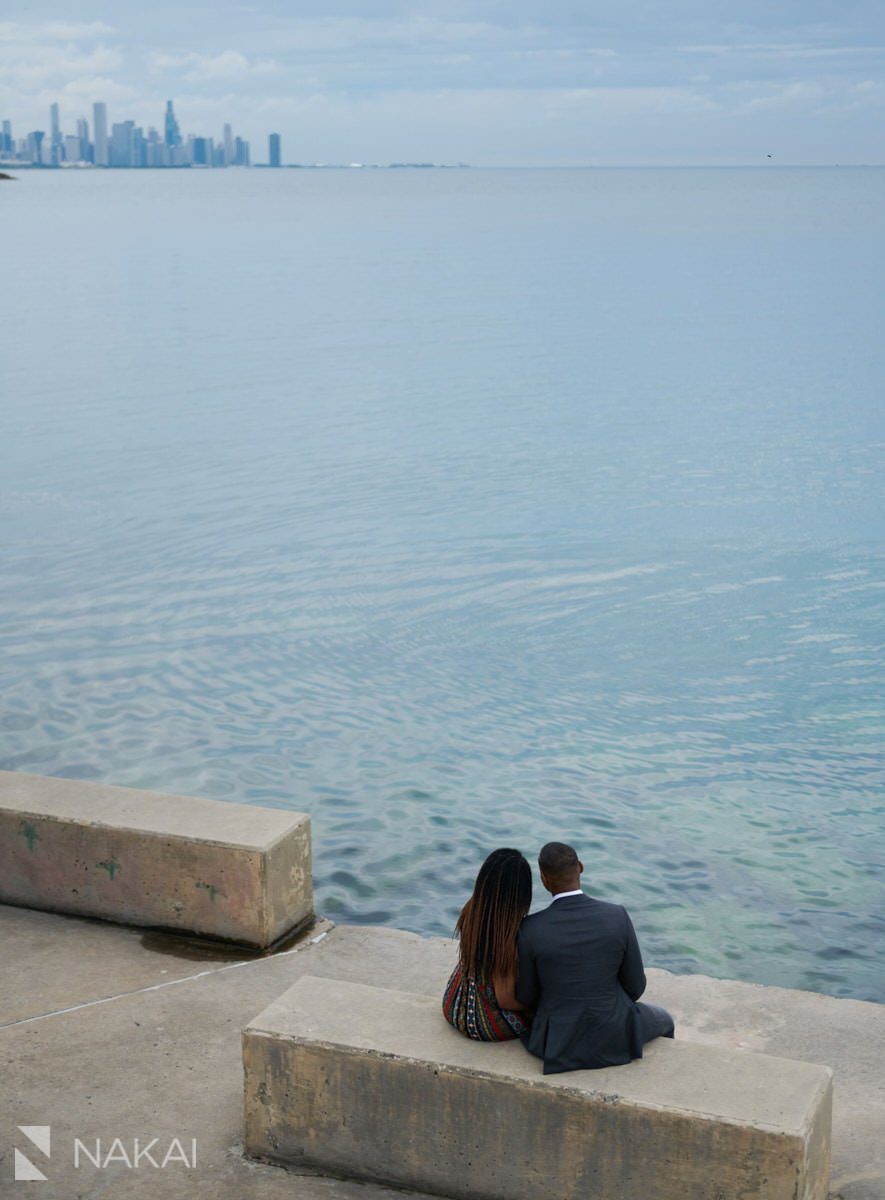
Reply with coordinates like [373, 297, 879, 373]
[2, 167, 883, 1001]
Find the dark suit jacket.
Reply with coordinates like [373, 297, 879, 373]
[516, 893, 647, 1074]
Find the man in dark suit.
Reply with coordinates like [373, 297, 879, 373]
[516, 841, 674, 1074]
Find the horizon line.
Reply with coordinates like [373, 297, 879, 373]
[5, 161, 885, 170]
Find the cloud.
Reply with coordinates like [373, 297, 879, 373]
[677, 42, 884, 59]
[0, 17, 129, 127]
[0, 17, 124, 109]
[0, 43, 123, 89]
[547, 86, 717, 117]
[55, 76, 136, 104]
[838, 79, 885, 111]
[250, 16, 538, 53]
[148, 50, 281, 82]
[0, 21, 115, 44]
[232, 14, 616, 69]
[738, 82, 828, 112]
[853, 79, 885, 95]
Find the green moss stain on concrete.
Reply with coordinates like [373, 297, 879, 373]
[196, 881, 225, 903]
[18, 820, 40, 851]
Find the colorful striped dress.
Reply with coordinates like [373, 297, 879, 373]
[442, 961, 529, 1042]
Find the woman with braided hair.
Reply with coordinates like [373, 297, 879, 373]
[442, 847, 533, 1041]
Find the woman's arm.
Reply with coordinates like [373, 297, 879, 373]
[491, 969, 526, 1012]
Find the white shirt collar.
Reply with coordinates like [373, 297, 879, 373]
[551, 889, 584, 901]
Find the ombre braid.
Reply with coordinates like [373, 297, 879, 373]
[455, 848, 532, 981]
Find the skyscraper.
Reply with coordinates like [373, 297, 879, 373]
[110, 121, 136, 167]
[191, 136, 212, 166]
[93, 102, 108, 166]
[164, 100, 181, 149]
[50, 102, 61, 166]
[77, 117, 93, 163]
[28, 130, 45, 165]
[2, 98, 271, 169]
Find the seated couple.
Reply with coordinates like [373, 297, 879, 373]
[442, 842, 675, 1075]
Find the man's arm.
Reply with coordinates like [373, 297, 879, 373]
[515, 925, 540, 1010]
[618, 908, 647, 1001]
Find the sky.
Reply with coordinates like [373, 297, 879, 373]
[1, 1, 883, 165]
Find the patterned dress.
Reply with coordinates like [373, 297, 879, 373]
[442, 961, 529, 1041]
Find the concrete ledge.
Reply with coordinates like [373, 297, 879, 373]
[0, 769, 312, 948]
[243, 975, 833, 1200]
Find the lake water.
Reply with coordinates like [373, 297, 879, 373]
[2, 167, 883, 1001]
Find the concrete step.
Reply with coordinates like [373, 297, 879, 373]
[243, 973, 833, 1200]
[0, 769, 311, 947]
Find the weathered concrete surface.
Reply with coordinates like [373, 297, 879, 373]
[0, 906, 435, 1200]
[0, 770, 311, 947]
[1, 906, 882, 1199]
[244, 975, 832, 1200]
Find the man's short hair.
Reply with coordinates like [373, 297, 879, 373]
[538, 841, 579, 880]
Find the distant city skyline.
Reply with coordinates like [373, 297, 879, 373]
[0, 5, 883, 165]
[0, 98, 281, 167]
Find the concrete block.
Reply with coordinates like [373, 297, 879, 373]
[243, 975, 833, 1200]
[0, 769, 311, 947]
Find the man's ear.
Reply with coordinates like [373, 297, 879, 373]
[578, 860, 585, 875]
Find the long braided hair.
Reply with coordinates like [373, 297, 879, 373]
[455, 848, 532, 981]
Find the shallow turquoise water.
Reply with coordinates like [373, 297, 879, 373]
[2, 168, 883, 1000]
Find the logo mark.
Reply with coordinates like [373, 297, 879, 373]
[15, 1126, 51, 1181]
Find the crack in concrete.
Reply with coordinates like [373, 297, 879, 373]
[0, 929, 330, 1030]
